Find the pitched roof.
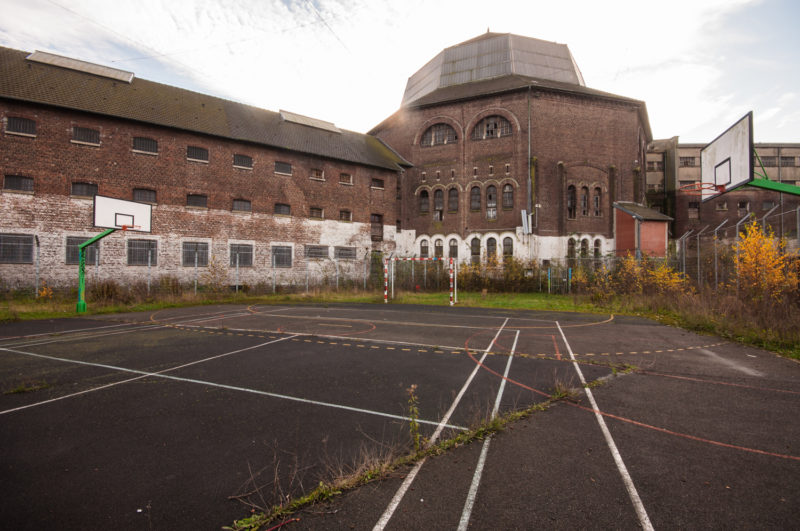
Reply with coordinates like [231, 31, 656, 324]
[0, 46, 410, 171]
[613, 202, 673, 221]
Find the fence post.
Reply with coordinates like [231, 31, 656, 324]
[713, 219, 728, 289]
[735, 212, 751, 293]
[383, 258, 388, 303]
[335, 258, 340, 290]
[272, 253, 276, 294]
[306, 260, 309, 293]
[547, 267, 551, 294]
[695, 225, 709, 287]
[194, 250, 198, 296]
[147, 248, 152, 295]
[235, 253, 240, 293]
[761, 205, 778, 235]
[34, 235, 40, 296]
[391, 258, 395, 300]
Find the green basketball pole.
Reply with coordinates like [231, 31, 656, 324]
[77, 228, 116, 313]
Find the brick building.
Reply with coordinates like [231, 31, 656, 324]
[0, 47, 410, 288]
[371, 32, 652, 264]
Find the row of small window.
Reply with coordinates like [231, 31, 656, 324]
[420, 185, 514, 220]
[687, 200, 776, 213]
[679, 156, 798, 168]
[0, 235, 358, 266]
[421, 164, 511, 181]
[419, 116, 512, 148]
[3, 118, 383, 185]
[567, 238, 604, 259]
[567, 186, 603, 219]
[417, 237, 515, 260]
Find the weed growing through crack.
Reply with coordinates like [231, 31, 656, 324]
[3, 380, 50, 394]
[406, 384, 421, 452]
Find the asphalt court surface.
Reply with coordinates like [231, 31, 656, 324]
[1, 303, 798, 529]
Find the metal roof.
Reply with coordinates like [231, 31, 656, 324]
[0, 46, 410, 171]
[613, 202, 674, 221]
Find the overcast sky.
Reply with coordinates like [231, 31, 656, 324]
[1, 0, 798, 143]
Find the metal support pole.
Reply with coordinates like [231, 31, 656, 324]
[712, 219, 728, 289]
[449, 257, 454, 306]
[335, 259, 340, 290]
[391, 258, 395, 300]
[695, 225, 709, 287]
[34, 236, 40, 296]
[235, 253, 240, 293]
[761, 204, 778, 234]
[411, 259, 415, 286]
[735, 212, 751, 292]
[676, 230, 692, 275]
[76, 229, 115, 313]
[147, 249, 152, 295]
[383, 258, 388, 303]
[272, 256, 276, 293]
[306, 260, 309, 293]
[194, 251, 198, 296]
[454, 260, 458, 303]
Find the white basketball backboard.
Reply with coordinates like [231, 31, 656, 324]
[94, 195, 152, 232]
[700, 112, 753, 202]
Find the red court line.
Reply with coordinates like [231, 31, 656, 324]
[463, 333, 800, 463]
[637, 370, 800, 395]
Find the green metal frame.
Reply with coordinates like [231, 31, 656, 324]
[76, 228, 116, 313]
[749, 149, 800, 196]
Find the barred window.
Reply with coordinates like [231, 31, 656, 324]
[230, 244, 253, 267]
[187, 145, 209, 162]
[0, 234, 34, 263]
[309, 207, 323, 218]
[503, 237, 513, 258]
[72, 126, 100, 145]
[71, 182, 97, 197]
[275, 161, 292, 175]
[232, 199, 251, 212]
[6, 116, 36, 136]
[471, 115, 511, 140]
[420, 240, 429, 258]
[4, 175, 34, 192]
[306, 245, 329, 259]
[449, 239, 458, 259]
[760, 156, 777, 167]
[420, 123, 458, 147]
[233, 154, 253, 169]
[339, 209, 352, 222]
[486, 185, 497, 220]
[187, 194, 207, 208]
[310, 168, 324, 180]
[419, 190, 429, 213]
[371, 178, 384, 189]
[133, 137, 158, 153]
[275, 203, 291, 215]
[133, 188, 156, 203]
[471, 237, 481, 264]
[335, 246, 356, 259]
[66, 236, 99, 265]
[780, 156, 796, 167]
[486, 237, 497, 258]
[448, 188, 458, 212]
[339, 173, 352, 184]
[470, 186, 481, 211]
[679, 156, 696, 167]
[502, 184, 513, 209]
[181, 241, 208, 267]
[272, 246, 292, 268]
[127, 239, 157, 266]
[434, 239, 443, 258]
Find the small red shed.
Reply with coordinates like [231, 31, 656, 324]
[613, 202, 673, 258]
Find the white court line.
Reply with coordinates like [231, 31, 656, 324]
[457, 330, 519, 530]
[0, 320, 143, 343]
[5, 323, 165, 349]
[0, 335, 296, 415]
[373, 318, 510, 531]
[556, 321, 654, 531]
[0, 344, 464, 430]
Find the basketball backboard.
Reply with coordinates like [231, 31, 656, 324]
[93, 195, 152, 232]
[699, 111, 753, 202]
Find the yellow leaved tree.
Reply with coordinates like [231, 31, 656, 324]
[734, 220, 799, 303]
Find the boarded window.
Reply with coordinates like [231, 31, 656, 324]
[233, 154, 253, 169]
[274, 203, 291, 215]
[127, 239, 157, 266]
[66, 236, 99, 265]
[419, 190, 430, 213]
[71, 182, 98, 197]
[306, 245, 329, 259]
[182, 241, 209, 267]
[503, 237, 513, 257]
[275, 161, 292, 174]
[567, 185, 577, 219]
[449, 239, 458, 259]
[133, 137, 158, 153]
[434, 239, 443, 257]
[232, 199, 251, 212]
[230, 244, 253, 267]
[470, 237, 480, 264]
[6, 116, 36, 136]
[272, 246, 292, 268]
[72, 126, 100, 145]
[3, 175, 33, 192]
[0, 234, 34, 263]
[309, 207, 323, 218]
[371, 213, 383, 241]
[187, 194, 208, 208]
[187, 146, 209, 162]
[133, 188, 156, 203]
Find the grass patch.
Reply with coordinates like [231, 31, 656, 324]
[4, 380, 50, 395]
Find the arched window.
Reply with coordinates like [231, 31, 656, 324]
[470, 186, 481, 211]
[471, 237, 481, 264]
[581, 186, 589, 216]
[567, 238, 576, 258]
[503, 237, 513, 259]
[471, 115, 512, 140]
[567, 185, 577, 219]
[580, 239, 589, 258]
[448, 188, 459, 212]
[486, 237, 497, 259]
[449, 238, 459, 259]
[419, 190, 429, 213]
[434, 189, 444, 220]
[593, 187, 602, 216]
[486, 186, 497, 220]
[593, 239, 602, 258]
[420, 240, 429, 258]
[420, 123, 458, 147]
[502, 184, 514, 209]
[434, 239, 443, 257]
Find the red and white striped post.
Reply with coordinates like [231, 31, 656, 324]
[449, 257, 454, 306]
[383, 258, 389, 304]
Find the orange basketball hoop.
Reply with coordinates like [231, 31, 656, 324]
[120, 224, 142, 232]
[678, 182, 726, 196]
